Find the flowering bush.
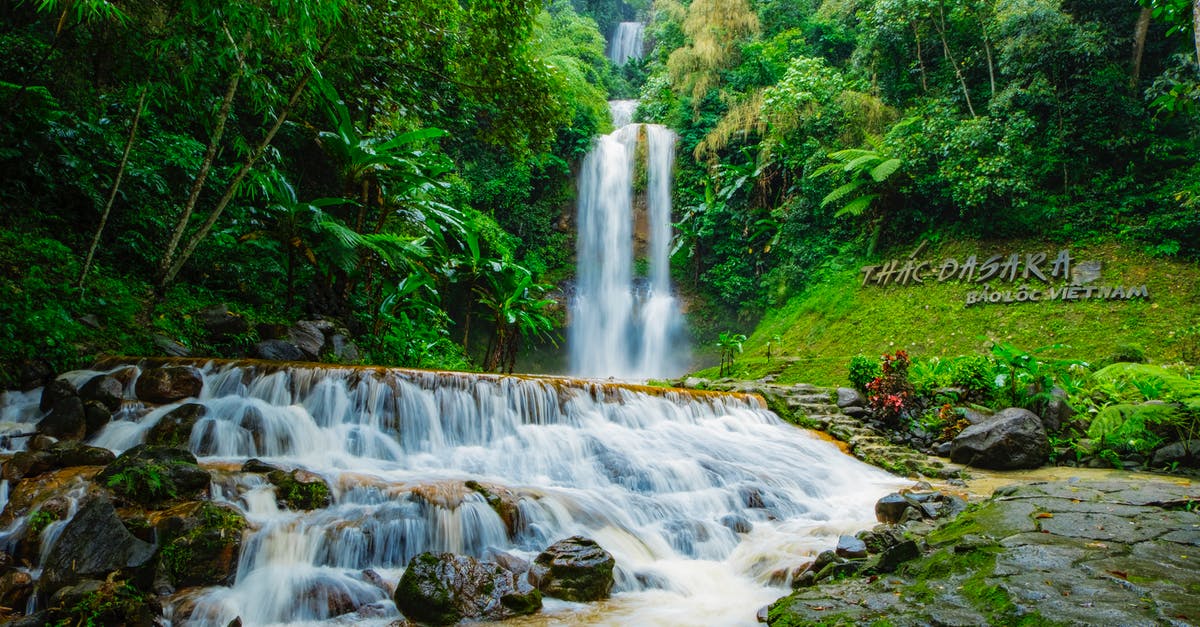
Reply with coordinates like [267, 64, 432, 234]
[866, 350, 916, 425]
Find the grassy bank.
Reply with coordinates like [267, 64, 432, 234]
[691, 240, 1200, 386]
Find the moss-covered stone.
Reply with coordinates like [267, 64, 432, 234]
[157, 501, 247, 588]
[266, 469, 332, 510]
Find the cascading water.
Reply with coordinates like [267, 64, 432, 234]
[0, 358, 902, 626]
[569, 102, 688, 379]
[607, 22, 645, 66]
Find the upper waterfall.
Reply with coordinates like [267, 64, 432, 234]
[569, 102, 688, 379]
[608, 22, 645, 66]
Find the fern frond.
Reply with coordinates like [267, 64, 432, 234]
[834, 193, 878, 217]
[820, 180, 867, 207]
[869, 158, 902, 182]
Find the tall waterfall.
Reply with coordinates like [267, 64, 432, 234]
[0, 358, 902, 626]
[569, 102, 688, 379]
[608, 22, 645, 66]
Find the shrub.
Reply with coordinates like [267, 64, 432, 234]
[949, 354, 996, 403]
[866, 350, 916, 425]
[848, 354, 881, 391]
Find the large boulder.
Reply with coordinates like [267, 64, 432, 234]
[836, 387, 866, 409]
[39, 497, 156, 597]
[156, 501, 247, 588]
[1039, 387, 1073, 433]
[94, 445, 211, 507]
[288, 320, 327, 361]
[39, 379, 78, 412]
[529, 536, 615, 602]
[394, 552, 542, 625]
[134, 366, 203, 404]
[79, 374, 124, 412]
[253, 339, 305, 362]
[950, 407, 1049, 470]
[145, 403, 206, 448]
[36, 394, 86, 441]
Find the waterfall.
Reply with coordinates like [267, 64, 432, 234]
[608, 22, 645, 66]
[0, 358, 903, 626]
[569, 102, 688, 379]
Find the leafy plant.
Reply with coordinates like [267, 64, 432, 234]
[866, 350, 916, 426]
[717, 331, 748, 376]
[848, 354, 881, 391]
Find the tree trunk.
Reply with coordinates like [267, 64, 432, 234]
[79, 88, 147, 287]
[913, 26, 929, 93]
[936, 0, 976, 117]
[157, 68, 243, 287]
[1193, 0, 1200, 67]
[1131, 7, 1152, 88]
[159, 59, 322, 287]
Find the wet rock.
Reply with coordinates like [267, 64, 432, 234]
[836, 387, 865, 409]
[0, 569, 34, 612]
[465, 480, 520, 537]
[36, 394, 86, 441]
[720, 513, 753, 534]
[1039, 387, 1072, 433]
[1, 441, 115, 481]
[836, 534, 868, 559]
[95, 445, 211, 506]
[1151, 439, 1200, 466]
[530, 536, 615, 602]
[856, 526, 902, 554]
[328, 334, 360, 363]
[80, 374, 124, 412]
[40, 378, 78, 412]
[241, 458, 281, 474]
[156, 501, 246, 587]
[135, 366, 203, 404]
[950, 407, 1049, 470]
[83, 400, 112, 437]
[266, 468, 332, 510]
[874, 493, 912, 524]
[48, 577, 160, 627]
[483, 549, 530, 577]
[394, 552, 542, 625]
[39, 497, 156, 597]
[870, 539, 920, 574]
[146, 403, 207, 448]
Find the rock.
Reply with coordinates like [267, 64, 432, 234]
[95, 445, 211, 506]
[288, 320, 327, 361]
[36, 394, 86, 441]
[2, 441, 116, 481]
[49, 578, 159, 627]
[266, 469, 332, 510]
[146, 403, 206, 448]
[39, 497, 156, 597]
[842, 406, 870, 419]
[950, 407, 1049, 470]
[875, 493, 912, 524]
[199, 304, 249, 340]
[720, 514, 753, 534]
[961, 406, 995, 425]
[79, 374, 124, 412]
[152, 334, 191, 357]
[483, 549, 530, 577]
[40, 379, 78, 412]
[1039, 387, 1073, 433]
[465, 480, 520, 537]
[241, 458, 280, 474]
[933, 441, 953, 456]
[156, 501, 246, 587]
[254, 339, 306, 362]
[835, 534, 868, 559]
[83, 400, 112, 437]
[0, 569, 33, 612]
[394, 552, 542, 625]
[836, 387, 865, 409]
[790, 569, 816, 589]
[530, 536, 615, 602]
[328, 334, 360, 362]
[815, 558, 862, 581]
[135, 366, 203, 404]
[856, 526, 903, 554]
[870, 539, 920, 574]
[1151, 439, 1200, 466]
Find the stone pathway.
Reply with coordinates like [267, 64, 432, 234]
[766, 478, 1200, 627]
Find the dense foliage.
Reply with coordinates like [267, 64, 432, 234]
[635, 0, 1199, 318]
[0, 0, 619, 383]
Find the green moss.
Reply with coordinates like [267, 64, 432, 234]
[159, 502, 247, 587]
[54, 581, 148, 627]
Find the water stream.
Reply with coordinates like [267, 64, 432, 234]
[0, 360, 902, 626]
[607, 22, 645, 66]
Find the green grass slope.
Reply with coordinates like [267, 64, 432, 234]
[694, 240, 1200, 387]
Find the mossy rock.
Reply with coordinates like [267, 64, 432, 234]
[157, 501, 247, 588]
[94, 445, 211, 507]
[266, 469, 332, 510]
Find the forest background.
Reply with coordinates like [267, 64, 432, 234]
[1, 0, 1197, 388]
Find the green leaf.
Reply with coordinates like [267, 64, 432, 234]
[834, 194, 879, 218]
[869, 158, 902, 182]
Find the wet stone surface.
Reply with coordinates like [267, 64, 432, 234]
[766, 478, 1200, 627]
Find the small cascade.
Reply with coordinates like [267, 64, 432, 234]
[569, 102, 688, 380]
[0, 358, 903, 626]
[607, 22, 645, 66]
